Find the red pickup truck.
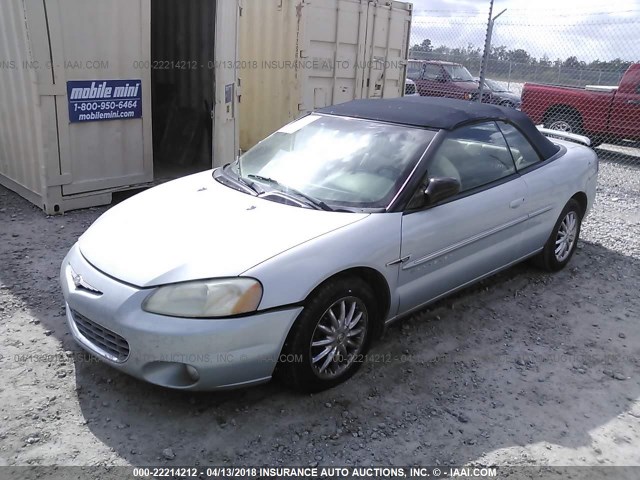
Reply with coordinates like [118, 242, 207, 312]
[521, 63, 640, 145]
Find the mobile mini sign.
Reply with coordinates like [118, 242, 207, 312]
[67, 80, 143, 123]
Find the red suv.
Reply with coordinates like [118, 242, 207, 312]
[407, 60, 479, 100]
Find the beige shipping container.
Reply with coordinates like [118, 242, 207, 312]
[0, 0, 240, 214]
[238, 0, 413, 151]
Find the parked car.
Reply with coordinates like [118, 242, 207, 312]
[61, 97, 598, 393]
[476, 78, 521, 108]
[405, 78, 419, 97]
[521, 63, 640, 145]
[407, 60, 478, 100]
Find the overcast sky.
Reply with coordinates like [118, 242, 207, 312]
[410, 0, 640, 62]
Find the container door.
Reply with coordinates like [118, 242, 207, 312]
[362, 1, 411, 99]
[298, 0, 370, 113]
[44, 0, 153, 196]
[212, 0, 239, 167]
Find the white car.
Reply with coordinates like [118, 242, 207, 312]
[405, 78, 419, 96]
[61, 97, 598, 392]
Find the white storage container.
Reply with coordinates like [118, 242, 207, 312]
[1, 0, 412, 214]
[0, 0, 239, 214]
[238, 0, 413, 151]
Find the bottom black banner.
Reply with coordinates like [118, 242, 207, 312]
[0, 466, 638, 480]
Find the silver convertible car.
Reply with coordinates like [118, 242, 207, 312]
[61, 97, 598, 392]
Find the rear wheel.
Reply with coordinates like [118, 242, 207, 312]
[533, 199, 582, 271]
[278, 277, 376, 392]
[546, 111, 583, 135]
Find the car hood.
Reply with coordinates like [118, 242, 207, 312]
[78, 171, 369, 287]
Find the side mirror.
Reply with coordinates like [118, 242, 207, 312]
[424, 177, 461, 205]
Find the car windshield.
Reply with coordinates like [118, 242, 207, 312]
[229, 115, 436, 210]
[443, 65, 475, 82]
[485, 79, 507, 92]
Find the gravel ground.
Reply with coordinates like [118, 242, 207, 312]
[1, 148, 639, 474]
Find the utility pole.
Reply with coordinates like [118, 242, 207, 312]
[477, 2, 506, 103]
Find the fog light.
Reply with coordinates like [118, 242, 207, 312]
[185, 365, 200, 382]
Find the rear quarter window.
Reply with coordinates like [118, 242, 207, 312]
[498, 122, 542, 170]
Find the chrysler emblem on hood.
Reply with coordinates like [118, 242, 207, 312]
[70, 267, 102, 295]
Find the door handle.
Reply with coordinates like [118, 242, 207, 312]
[627, 99, 640, 105]
[509, 198, 525, 209]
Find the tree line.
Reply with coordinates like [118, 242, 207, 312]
[409, 39, 633, 85]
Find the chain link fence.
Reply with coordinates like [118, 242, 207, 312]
[408, 4, 640, 176]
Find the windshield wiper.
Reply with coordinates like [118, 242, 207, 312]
[247, 174, 334, 212]
[217, 165, 264, 195]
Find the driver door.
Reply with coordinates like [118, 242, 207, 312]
[396, 122, 530, 314]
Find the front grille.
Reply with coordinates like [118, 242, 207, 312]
[71, 310, 130, 362]
[405, 83, 416, 95]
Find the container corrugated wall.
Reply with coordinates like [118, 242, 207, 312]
[0, 0, 46, 206]
[238, 0, 412, 151]
[238, 0, 300, 151]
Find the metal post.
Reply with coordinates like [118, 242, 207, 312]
[558, 64, 561, 83]
[478, 2, 506, 103]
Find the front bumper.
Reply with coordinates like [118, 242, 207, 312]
[60, 243, 302, 391]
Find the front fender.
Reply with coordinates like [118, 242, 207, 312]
[243, 213, 403, 319]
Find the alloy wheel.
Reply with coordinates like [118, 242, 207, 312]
[555, 211, 578, 262]
[309, 296, 368, 380]
[549, 120, 573, 132]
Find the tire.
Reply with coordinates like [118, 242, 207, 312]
[546, 111, 583, 135]
[277, 276, 377, 392]
[533, 199, 583, 272]
[589, 136, 604, 148]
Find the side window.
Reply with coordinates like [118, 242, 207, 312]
[407, 62, 423, 80]
[428, 122, 516, 192]
[498, 122, 542, 170]
[423, 64, 444, 80]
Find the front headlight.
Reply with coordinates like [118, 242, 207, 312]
[142, 278, 263, 318]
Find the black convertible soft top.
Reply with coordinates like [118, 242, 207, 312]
[316, 96, 560, 160]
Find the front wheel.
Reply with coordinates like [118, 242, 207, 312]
[533, 199, 583, 271]
[277, 277, 376, 392]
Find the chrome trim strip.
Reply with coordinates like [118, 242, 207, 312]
[386, 247, 544, 324]
[403, 214, 530, 271]
[529, 205, 553, 218]
[386, 256, 411, 267]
